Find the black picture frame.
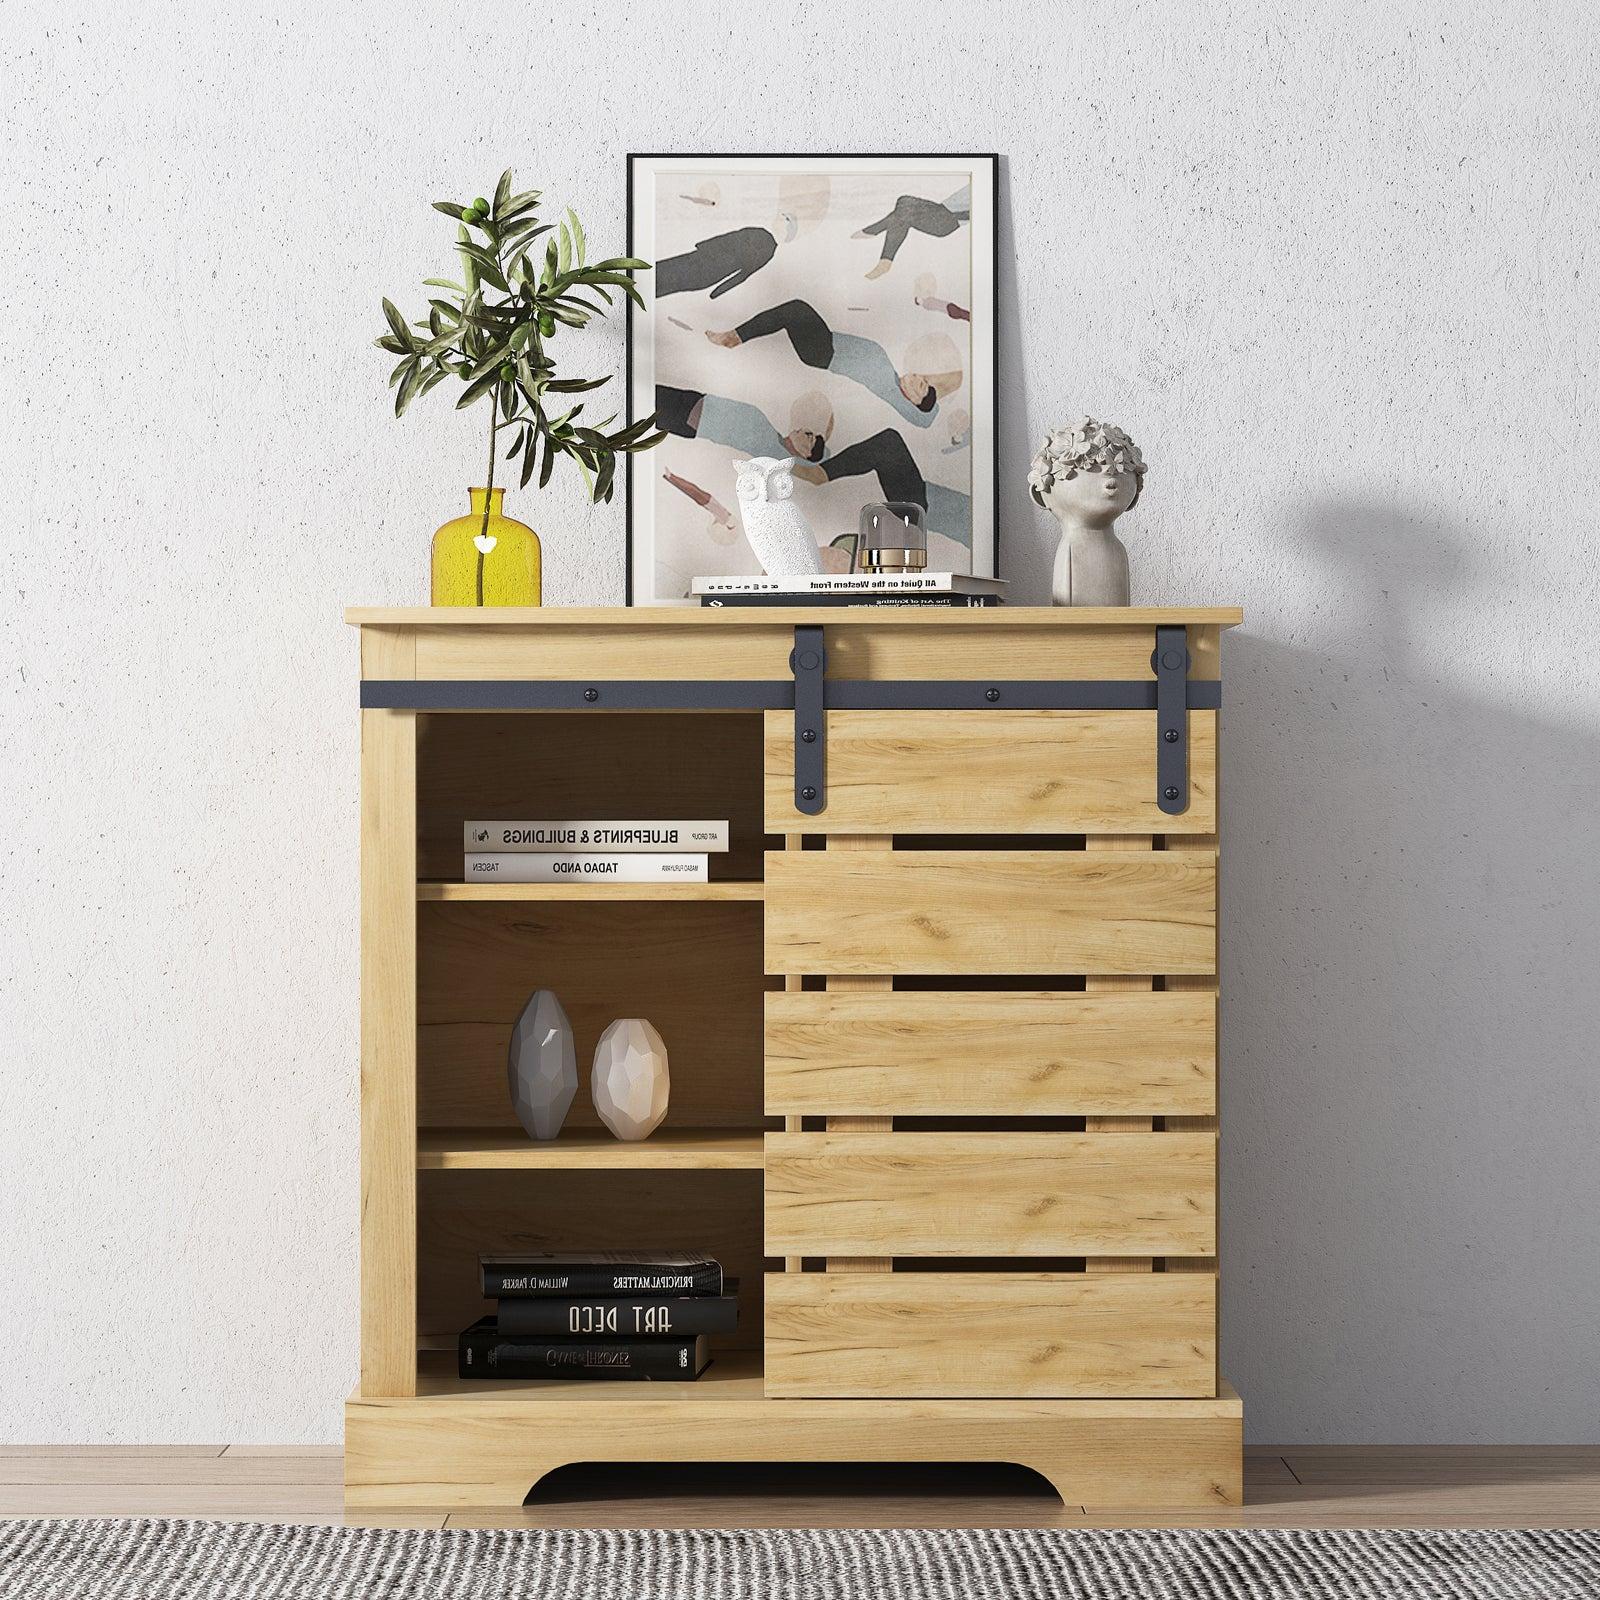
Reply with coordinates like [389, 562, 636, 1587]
[625, 152, 1001, 606]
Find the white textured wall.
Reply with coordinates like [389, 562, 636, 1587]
[2, 0, 1597, 1445]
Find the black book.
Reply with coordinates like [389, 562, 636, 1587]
[700, 592, 999, 607]
[480, 1251, 723, 1299]
[495, 1287, 739, 1337]
[458, 1317, 710, 1381]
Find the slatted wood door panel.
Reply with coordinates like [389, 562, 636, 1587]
[764, 849, 1216, 977]
[762, 710, 1217, 835]
[763, 1131, 1217, 1258]
[764, 990, 1216, 1118]
[764, 1271, 1218, 1398]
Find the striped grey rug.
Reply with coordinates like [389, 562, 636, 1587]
[2, 1521, 1599, 1598]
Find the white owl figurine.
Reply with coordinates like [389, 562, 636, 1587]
[733, 457, 823, 576]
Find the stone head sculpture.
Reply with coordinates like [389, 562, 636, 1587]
[1028, 417, 1147, 606]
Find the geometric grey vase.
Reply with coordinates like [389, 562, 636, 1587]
[590, 1018, 670, 1141]
[507, 989, 577, 1141]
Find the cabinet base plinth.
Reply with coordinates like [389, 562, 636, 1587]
[344, 1378, 1243, 1512]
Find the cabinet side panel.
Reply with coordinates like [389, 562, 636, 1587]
[360, 628, 418, 1395]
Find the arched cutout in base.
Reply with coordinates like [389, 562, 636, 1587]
[524, 1459, 1063, 1508]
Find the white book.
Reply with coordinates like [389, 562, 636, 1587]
[464, 820, 730, 853]
[691, 572, 1006, 597]
[464, 853, 709, 883]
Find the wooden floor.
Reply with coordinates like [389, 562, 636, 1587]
[3, 1449, 1600, 1529]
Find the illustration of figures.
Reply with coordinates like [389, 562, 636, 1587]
[663, 470, 738, 542]
[853, 183, 971, 277]
[655, 384, 834, 463]
[792, 427, 971, 551]
[655, 175, 829, 298]
[705, 299, 963, 427]
[914, 273, 971, 322]
[655, 227, 777, 298]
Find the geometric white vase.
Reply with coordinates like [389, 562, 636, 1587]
[507, 988, 577, 1141]
[590, 1018, 670, 1141]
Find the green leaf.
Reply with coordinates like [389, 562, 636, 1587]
[557, 220, 572, 277]
[544, 375, 609, 394]
[416, 367, 450, 402]
[394, 358, 426, 416]
[375, 333, 408, 354]
[456, 240, 508, 292]
[422, 277, 468, 292]
[492, 169, 513, 220]
[568, 207, 586, 267]
[381, 298, 414, 350]
[503, 188, 542, 213]
[466, 342, 511, 380]
[588, 256, 650, 272]
[508, 323, 532, 352]
[501, 216, 550, 244]
[455, 364, 502, 408]
[432, 201, 469, 220]
[594, 451, 616, 503]
[539, 431, 558, 488]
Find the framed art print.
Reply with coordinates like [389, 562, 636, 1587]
[627, 153, 998, 605]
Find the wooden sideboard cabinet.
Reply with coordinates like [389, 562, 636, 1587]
[342, 605, 1243, 1512]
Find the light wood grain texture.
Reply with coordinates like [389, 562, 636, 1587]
[349, 606, 1244, 629]
[418, 899, 763, 1132]
[17, 1443, 1600, 1530]
[359, 628, 417, 1398]
[764, 1132, 1216, 1257]
[395, 619, 1230, 687]
[347, 606, 1243, 1509]
[782, 834, 805, 1273]
[764, 1272, 1217, 1398]
[416, 1129, 764, 1170]
[764, 990, 1216, 1117]
[765, 849, 1216, 976]
[1163, 832, 1221, 1288]
[417, 1169, 764, 1350]
[1083, 836, 1157, 1276]
[822, 834, 893, 1275]
[764, 711, 1217, 834]
[344, 1369, 1242, 1510]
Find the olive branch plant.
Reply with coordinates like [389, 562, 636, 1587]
[377, 170, 664, 575]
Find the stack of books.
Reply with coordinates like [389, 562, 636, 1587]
[462, 819, 730, 884]
[693, 572, 1006, 608]
[459, 1252, 736, 1381]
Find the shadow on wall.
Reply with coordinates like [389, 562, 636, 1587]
[1220, 501, 1600, 1443]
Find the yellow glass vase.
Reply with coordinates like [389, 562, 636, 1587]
[430, 487, 541, 606]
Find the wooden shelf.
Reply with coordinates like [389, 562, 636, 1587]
[417, 1128, 766, 1171]
[418, 881, 764, 903]
[347, 605, 1245, 628]
[414, 1347, 766, 1402]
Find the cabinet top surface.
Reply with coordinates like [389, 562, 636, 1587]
[345, 605, 1243, 629]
